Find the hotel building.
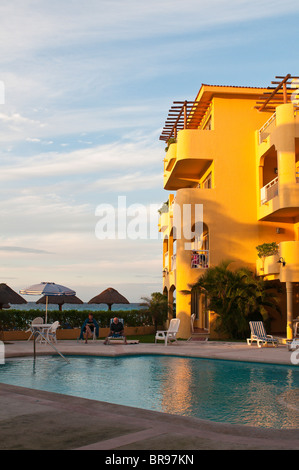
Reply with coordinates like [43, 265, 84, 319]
[158, 74, 299, 340]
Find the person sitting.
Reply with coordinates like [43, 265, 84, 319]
[104, 317, 127, 344]
[80, 313, 99, 343]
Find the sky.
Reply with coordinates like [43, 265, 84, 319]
[0, 0, 299, 303]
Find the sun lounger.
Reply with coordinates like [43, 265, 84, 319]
[288, 339, 299, 351]
[247, 321, 278, 348]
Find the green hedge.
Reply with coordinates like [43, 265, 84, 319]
[0, 309, 152, 331]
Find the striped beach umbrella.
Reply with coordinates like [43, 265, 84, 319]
[20, 282, 76, 323]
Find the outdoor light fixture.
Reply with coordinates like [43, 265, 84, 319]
[278, 257, 286, 267]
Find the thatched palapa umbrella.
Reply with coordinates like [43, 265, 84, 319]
[0, 283, 27, 310]
[36, 294, 83, 311]
[88, 287, 129, 311]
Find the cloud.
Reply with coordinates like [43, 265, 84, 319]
[0, 0, 298, 59]
[26, 137, 41, 143]
[0, 246, 52, 254]
[0, 0, 298, 302]
[0, 136, 162, 181]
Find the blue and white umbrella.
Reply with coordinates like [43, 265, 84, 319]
[20, 282, 76, 323]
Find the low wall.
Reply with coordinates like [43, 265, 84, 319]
[1, 326, 155, 342]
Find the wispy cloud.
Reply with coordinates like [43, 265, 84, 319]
[0, 246, 52, 254]
[0, 136, 161, 181]
[0, 0, 298, 300]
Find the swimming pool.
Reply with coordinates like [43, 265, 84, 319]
[0, 354, 298, 429]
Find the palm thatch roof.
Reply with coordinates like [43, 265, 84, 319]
[88, 288, 129, 311]
[0, 283, 27, 310]
[36, 294, 83, 311]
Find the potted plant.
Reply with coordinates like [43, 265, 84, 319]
[256, 242, 279, 272]
[165, 137, 177, 153]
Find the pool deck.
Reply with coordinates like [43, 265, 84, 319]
[1, 339, 299, 451]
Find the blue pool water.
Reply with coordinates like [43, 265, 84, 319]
[0, 355, 298, 429]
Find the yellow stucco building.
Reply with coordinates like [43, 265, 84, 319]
[158, 75, 299, 340]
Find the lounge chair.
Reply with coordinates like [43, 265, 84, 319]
[288, 339, 299, 351]
[155, 318, 180, 346]
[247, 321, 278, 348]
[105, 318, 127, 344]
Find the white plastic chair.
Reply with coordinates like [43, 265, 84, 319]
[155, 318, 180, 346]
[46, 321, 60, 343]
[26, 317, 44, 341]
[247, 321, 278, 348]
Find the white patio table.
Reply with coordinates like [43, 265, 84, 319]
[30, 324, 53, 343]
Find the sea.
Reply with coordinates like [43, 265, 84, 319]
[8, 302, 144, 312]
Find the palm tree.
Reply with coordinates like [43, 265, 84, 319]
[189, 261, 281, 339]
[140, 292, 168, 331]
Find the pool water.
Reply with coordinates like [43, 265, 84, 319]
[0, 354, 298, 429]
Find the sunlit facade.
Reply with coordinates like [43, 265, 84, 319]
[159, 76, 299, 340]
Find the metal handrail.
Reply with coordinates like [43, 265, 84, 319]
[31, 328, 70, 363]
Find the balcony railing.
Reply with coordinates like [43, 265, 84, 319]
[258, 112, 276, 144]
[164, 251, 169, 269]
[261, 172, 299, 205]
[191, 250, 209, 269]
[261, 177, 278, 205]
[171, 254, 176, 271]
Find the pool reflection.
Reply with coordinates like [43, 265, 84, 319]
[1, 355, 298, 429]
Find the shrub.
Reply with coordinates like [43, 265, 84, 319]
[0, 309, 152, 331]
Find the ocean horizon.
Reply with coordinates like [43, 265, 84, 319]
[8, 302, 144, 312]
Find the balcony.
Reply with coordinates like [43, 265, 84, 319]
[256, 253, 280, 277]
[258, 112, 276, 145]
[164, 143, 177, 171]
[259, 171, 299, 221]
[256, 241, 299, 282]
[164, 251, 169, 270]
[191, 250, 209, 269]
[260, 176, 278, 205]
[164, 129, 214, 190]
[158, 211, 169, 232]
[171, 254, 176, 271]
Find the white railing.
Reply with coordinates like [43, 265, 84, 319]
[258, 113, 276, 144]
[191, 250, 209, 269]
[164, 251, 169, 269]
[171, 254, 176, 271]
[260, 176, 278, 205]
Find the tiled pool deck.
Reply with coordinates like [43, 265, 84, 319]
[1, 339, 299, 450]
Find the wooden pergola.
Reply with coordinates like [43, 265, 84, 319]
[255, 74, 299, 112]
[160, 75, 299, 142]
[159, 99, 211, 142]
